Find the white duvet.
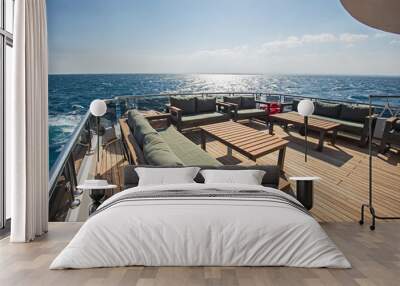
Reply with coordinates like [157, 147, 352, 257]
[50, 183, 351, 269]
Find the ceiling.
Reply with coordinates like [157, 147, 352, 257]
[340, 0, 400, 34]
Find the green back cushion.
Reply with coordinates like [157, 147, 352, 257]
[196, 97, 216, 113]
[133, 116, 158, 148]
[143, 133, 184, 166]
[223, 96, 241, 107]
[170, 96, 196, 115]
[240, 96, 256, 109]
[314, 102, 341, 118]
[292, 99, 300, 111]
[340, 104, 370, 123]
[127, 109, 142, 131]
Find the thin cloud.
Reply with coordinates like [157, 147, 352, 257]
[260, 36, 303, 53]
[339, 33, 368, 44]
[259, 33, 367, 54]
[374, 32, 389, 38]
[182, 32, 379, 74]
[193, 45, 249, 58]
[302, 33, 337, 43]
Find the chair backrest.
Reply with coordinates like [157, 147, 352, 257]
[223, 95, 257, 110]
[170, 96, 197, 115]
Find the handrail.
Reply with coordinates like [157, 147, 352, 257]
[48, 110, 91, 196]
[115, 91, 396, 108]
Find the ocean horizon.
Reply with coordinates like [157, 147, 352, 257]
[49, 73, 400, 168]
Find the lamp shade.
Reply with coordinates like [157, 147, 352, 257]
[90, 99, 107, 117]
[297, 99, 314, 116]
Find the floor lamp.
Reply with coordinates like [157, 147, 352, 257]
[90, 99, 107, 162]
[297, 99, 315, 162]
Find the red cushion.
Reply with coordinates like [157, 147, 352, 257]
[270, 103, 279, 108]
[260, 102, 281, 114]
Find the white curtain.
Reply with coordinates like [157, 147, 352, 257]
[7, 0, 49, 242]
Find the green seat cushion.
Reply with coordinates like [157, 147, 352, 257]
[314, 102, 341, 118]
[310, 114, 363, 127]
[240, 96, 256, 109]
[143, 133, 184, 166]
[159, 126, 222, 166]
[196, 97, 216, 113]
[127, 109, 143, 131]
[310, 114, 364, 134]
[181, 112, 229, 124]
[339, 104, 370, 123]
[133, 116, 158, 148]
[170, 96, 196, 115]
[223, 96, 241, 107]
[236, 109, 266, 119]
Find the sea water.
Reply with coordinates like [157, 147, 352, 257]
[49, 73, 400, 168]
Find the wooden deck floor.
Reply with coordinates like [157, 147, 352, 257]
[97, 121, 400, 223]
[1, 222, 400, 286]
[97, 139, 128, 193]
[188, 121, 400, 223]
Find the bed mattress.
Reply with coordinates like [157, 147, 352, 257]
[50, 183, 350, 269]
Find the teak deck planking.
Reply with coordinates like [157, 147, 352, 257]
[189, 121, 400, 223]
[97, 138, 128, 193]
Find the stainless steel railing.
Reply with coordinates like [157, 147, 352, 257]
[48, 110, 92, 221]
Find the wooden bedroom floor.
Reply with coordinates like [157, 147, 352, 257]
[1, 222, 400, 286]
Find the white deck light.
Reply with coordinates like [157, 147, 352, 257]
[297, 99, 314, 162]
[90, 99, 107, 117]
[90, 99, 107, 163]
[297, 99, 314, 117]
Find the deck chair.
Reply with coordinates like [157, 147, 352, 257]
[379, 117, 400, 153]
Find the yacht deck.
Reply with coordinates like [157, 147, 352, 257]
[97, 120, 400, 223]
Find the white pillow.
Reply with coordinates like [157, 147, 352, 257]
[200, 169, 266, 185]
[136, 167, 200, 186]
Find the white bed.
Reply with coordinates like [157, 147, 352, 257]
[50, 183, 350, 269]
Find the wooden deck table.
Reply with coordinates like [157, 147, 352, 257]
[269, 112, 341, 151]
[199, 121, 288, 171]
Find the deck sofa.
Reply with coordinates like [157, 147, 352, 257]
[223, 95, 268, 125]
[167, 96, 232, 131]
[291, 99, 375, 146]
[119, 109, 222, 166]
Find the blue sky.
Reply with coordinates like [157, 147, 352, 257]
[47, 0, 400, 75]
